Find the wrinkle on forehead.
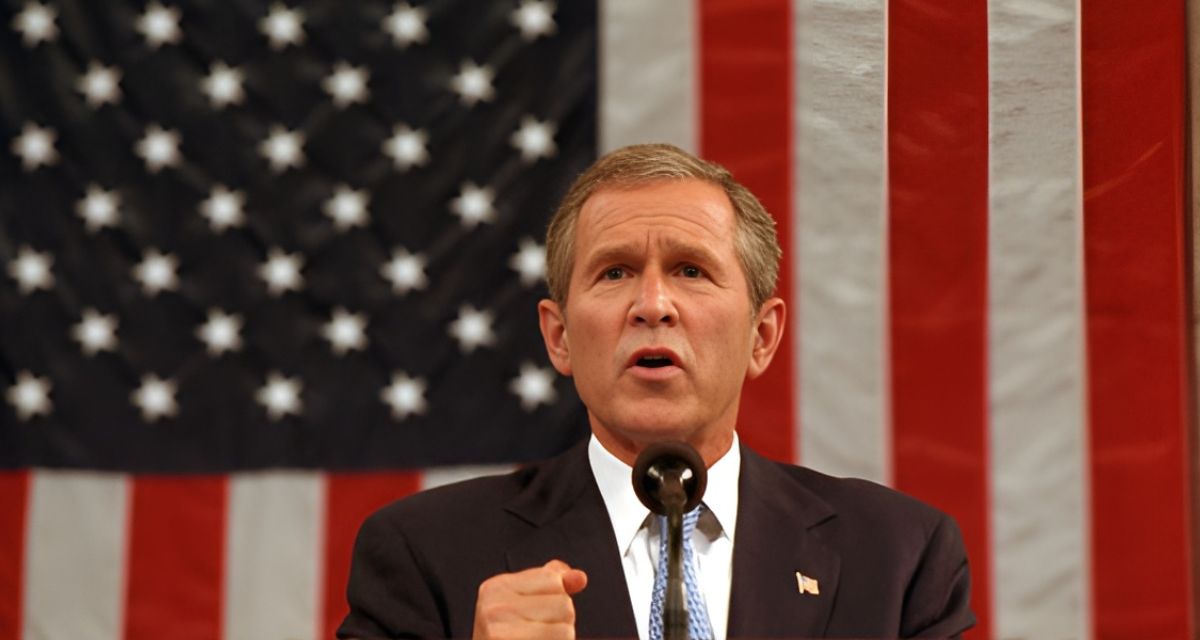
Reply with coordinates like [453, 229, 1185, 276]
[577, 182, 737, 245]
[577, 214, 736, 278]
[567, 180, 746, 299]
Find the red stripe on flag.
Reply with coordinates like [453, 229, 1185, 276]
[698, 0, 795, 462]
[322, 472, 422, 640]
[1081, 0, 1196, 636]
[887, 1, 992, 637]
[0, 471, 28, 640]
[124, 476, 227, 640]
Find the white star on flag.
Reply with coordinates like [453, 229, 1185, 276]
[450, 60, 495, 105]
[509, 362, 557, 411]
[260, 3, 305, 49]
[72, 309, 118, 356]
[199, 185, 246, 232]
[131, 374, 178, 423]
[259, 248, 304, 296]
[322, 308, 369, 355]
[135, 125, 182, 173]
[8, 246, 54, 294]
[77, 62, 122, 108]
[12, 2, 57, 47]
[450, 182, 497, 228]
[511, 0, 556, 40]
[133, 250, 179, 296]
[382, 124, 430, 171]
[509, 238, 546, 286]
[323, 62, 369, 108]
[257, 372, 303, 421]
[511, 116, 557, 162]
[201, 62, 245, 109]
[324, 185, 370, 230]
[381, 372, 427, 420]
[76, 185, 121, 232]
[7, 371, 52, 421]
[448, 305, 496, 353]
[380, 247, 428, 295]
[196, 308, 243, 356]
[11, 122, 58, 170]
[136, 2, 182, 48]
[260, 126, 305, 172]
[383, 2, 428, 48]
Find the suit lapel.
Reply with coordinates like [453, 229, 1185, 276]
[503, 442, 638, 638]
[727, 446, 841, 638]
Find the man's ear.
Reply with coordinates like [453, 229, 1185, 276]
[746, 297, 786, 380]
[538, 299, 572, 376]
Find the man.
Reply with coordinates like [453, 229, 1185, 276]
[339, 144, 975, 638]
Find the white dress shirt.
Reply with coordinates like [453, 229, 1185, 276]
[588, 434, 741, 640]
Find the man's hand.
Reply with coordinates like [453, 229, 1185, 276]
[472, 559, 588, 640]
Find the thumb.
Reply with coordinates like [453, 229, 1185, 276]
[543, 559, 588, 595]
[562, 568, 588, 595]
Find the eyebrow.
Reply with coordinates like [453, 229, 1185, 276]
[579, 238, 726, 274]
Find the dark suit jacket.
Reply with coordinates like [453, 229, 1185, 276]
[338, 440, 975, 638]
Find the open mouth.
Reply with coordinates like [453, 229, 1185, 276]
[636, 355, 675, 368]
[629, 348, 681, 372]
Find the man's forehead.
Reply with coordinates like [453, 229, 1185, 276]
[582, 235, 723, 263]
[571, 182, 741, 281]
[576, 180, 736, 237]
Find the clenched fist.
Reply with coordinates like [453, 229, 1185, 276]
[472, 559, 589, 639]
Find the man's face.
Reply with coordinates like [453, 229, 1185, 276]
[538, 179, 784, 462]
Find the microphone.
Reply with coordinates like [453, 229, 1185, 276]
[632, 442, 707, 640]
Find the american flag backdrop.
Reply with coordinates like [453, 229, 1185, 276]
[0, 0, 1196, 639]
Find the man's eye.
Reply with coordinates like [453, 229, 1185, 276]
[603, 267, 625, 280]
[681, 265, 702, 278]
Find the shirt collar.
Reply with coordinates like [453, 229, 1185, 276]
[588, 432, 741, 554]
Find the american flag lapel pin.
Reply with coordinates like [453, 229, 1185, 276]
[795, 571, 820, 595]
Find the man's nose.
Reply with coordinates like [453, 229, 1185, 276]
[628, 270, 677, 327]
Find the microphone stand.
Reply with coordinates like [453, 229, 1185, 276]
[655, 465, 689, 640]
[633, 441, 707, 640]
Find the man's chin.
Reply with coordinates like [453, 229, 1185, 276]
[605, 410, 700, 443]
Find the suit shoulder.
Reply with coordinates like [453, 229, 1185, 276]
[763, 460, 970, 605]
[364, 465, 536, 529]
[777, 462, 954, 536]
[746, 459, 974, 635]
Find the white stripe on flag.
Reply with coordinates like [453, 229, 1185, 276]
[598, 0, 698, 153]
[224, 472, 324, 640]
[22, 471, 128, 640]
[987, 0, 1091, 637]
[421, 464, 517, 491]
[793, 0, 889, 483]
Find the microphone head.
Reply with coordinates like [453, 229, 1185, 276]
[631, 441, 707, 515]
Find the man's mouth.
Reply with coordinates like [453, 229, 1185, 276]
[628, 349, 682, 372]
[636, 355, 675, 368]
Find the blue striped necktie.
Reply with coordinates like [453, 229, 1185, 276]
[648, 504, 714, 640]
